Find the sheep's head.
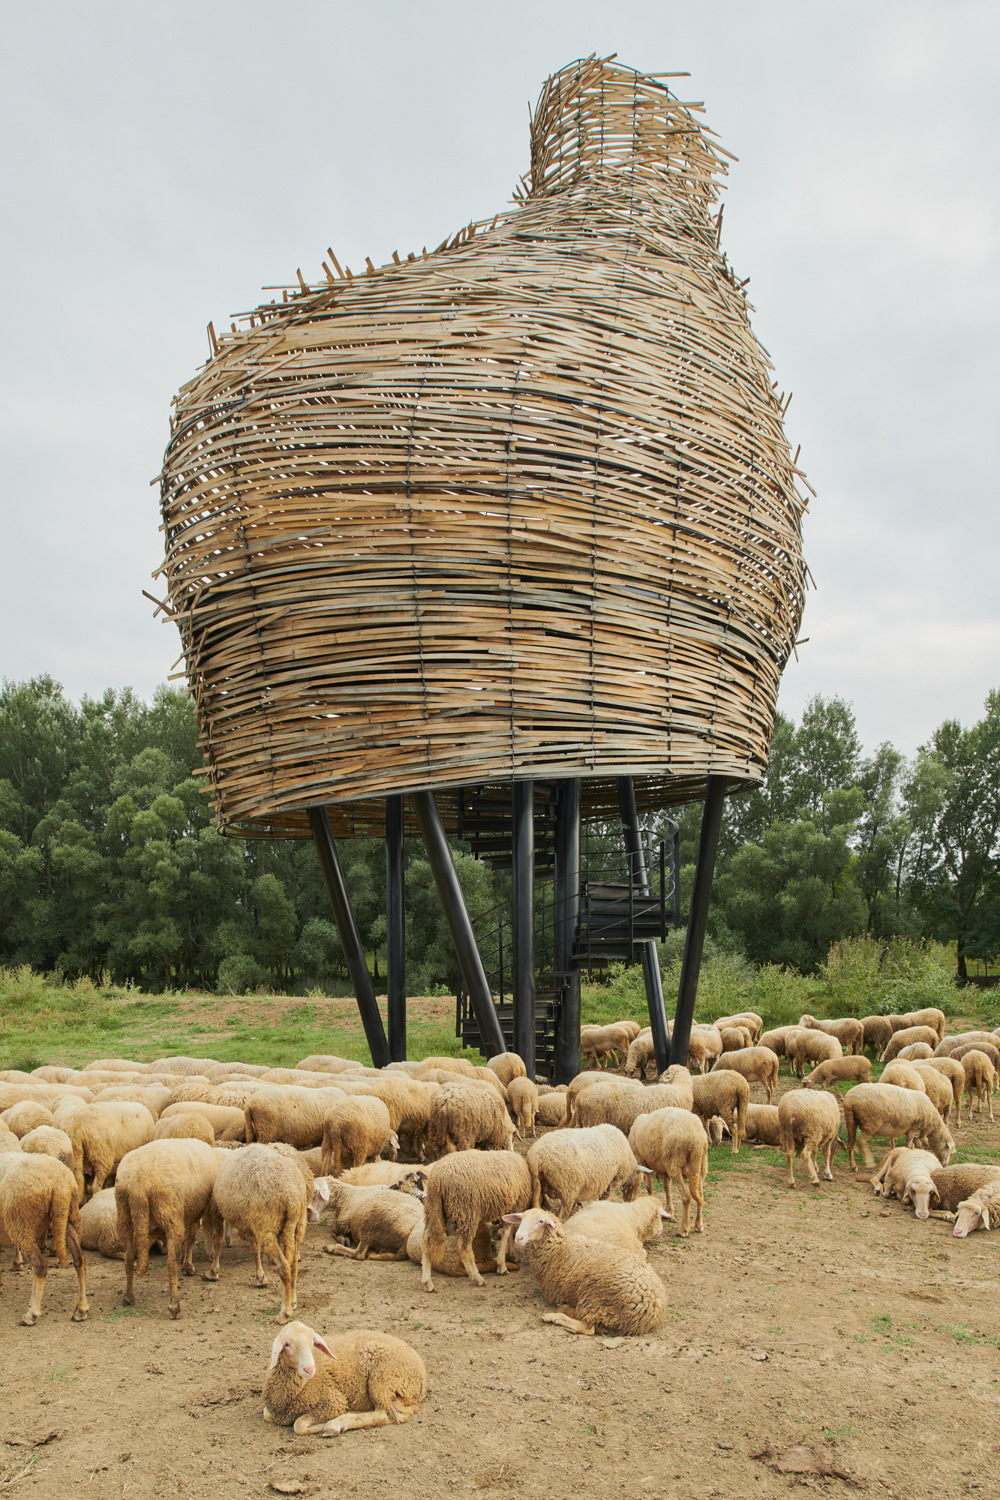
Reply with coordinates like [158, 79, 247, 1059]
[307, 1177, 331, 1222]
[391, 1169, 428, 1201]
[269, 1321, 333, 1379]
[502, 1209, 561, 1246]
[902, 1174, 938, 1221]
[953, 1197, 989, 1237]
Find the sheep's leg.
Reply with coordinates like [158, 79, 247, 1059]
[457, 1236, 486, 1288]
[728, 1111, 739, 1156]
[679, 1180, 692, 1237]
[821, 1138, 836, 1181]
[691, 1167, 705, 1232]
[784, 1146, 797, 1189]
[298, 1409, 392, 1436]
[64, 1224, 88, 1322]
[420, 1227, 435, 1293]
[122, 1210, 137, 1306]
[662, 1178, 675, 1220]
[251, 1237, 268, 1288]
[21, 1242, 48, 1326]
[494, 1219, 513, 1275]
[201, 1209, 225, 1282]
[261, 1231, 295, 1322]
[541, 1308, 595, 1335]
[165, 1227, 183, 1320]
[803, 1144, 821, 1186]
[181, 1222, 199, 1277]
[857, 1131, 876, 1169]
[324, 1242, 361, 1258]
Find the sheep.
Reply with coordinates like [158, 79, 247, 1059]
[340, 1162, 429, 1192]
[580, 1023, 637, 1070]
[951, 1040, 1000, 1075]
[244, 1086, 348, 1149]
[295, 1055, 359, 1074]
[895, 1042, 935, 1063]
[624, 1034, 658, 1080]
[561, 1197, 667, 1258]
[150, 1056, 221, 1076]
[921, 1057, 966, 1124]
[503, 1208, 667, 1336]
[897, 1008, 947, 1042]
[868, 1147, 944, 1220]
[115, 1138, 226, 1318]
[66, 1100, 157, 1200]
[880, 1061, 928, 1093]
[80, 1187, 133, 1259]
[802, 1056, 872, 1090]
[536, 1092, 573, 1127]
[0, 1153, 88, 1324]
[842, 1083, 955, 1169]
[628, 1107, 708, 1234]
[910, 1063, 956, 1121]
[573, 1082, 693, 1136]
[860, 1016, 896, 1056]
[263, 1320, 427, 1435]
[712, 1012, 763, 1043]
[934, 1031, 999, 1057]
[1, 1100, 58, 1136]
[19, 1125, 74, 1171]
[152, 1112, 217, 1146]
[708, 1046, 779, 1103]
[881, 1026, 941, 1063]
[743, 1103, 782, 1147]
[686, 1027, 723, 1072]
[487, 1052, 528, 1087]
[960, 1050, 996, 1120]
[951, 1179, 1000, 1238]
[930, 1164, 1000, 1213]
[322, 1180, 424, 1261]
[202, 1144, 319, 1321]
[718, 1025, 754, 1053]
[691, 1070, 750, 1154]
[426, 1081, 514, 1157]
[758, 1026, 799, 1058]
[506, 1076, 539, 1138]
[798, 1015, 865, 1055]
[412, 1056, 478, 1082]
[92, 1084, 171, 1118]
[472, 1066, 509, 1102]
[526, 1124, 648, 1219]
[562, 1072, 642, 1126]
[0, 1125, 23, 1154]
[777, 1089, 841, 1188]
[786, 1029, 843, 1077]
[158, 1101, 248, 1141]
[320, 1096, 395, 1177]
[205, 1061, 271, 1079]
[420, 1149, 532, 1291]
[655, 1065, 695, 1110]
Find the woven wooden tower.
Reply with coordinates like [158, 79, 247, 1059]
[157, 56, 809, 1073]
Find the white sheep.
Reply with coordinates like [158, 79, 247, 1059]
[743, 1103, 781, 1147]
[952, 1179, 1000, 1237]
[0, 1153, 89, 1324]
[881, 1026, 940, 1063]
[526, 1124, 648, 1218]
[115, 1137, 227, 1318]
[628, 1107, 708, 1234]
[503, 1207, 667, 1335]
[879, 1061, 928, 1093]
[777, 1088, 841, 1187]
[786, 1029, 843, 1077]
[18, 1125, 75, 1170]
[487, 1052, 528, 1087]
[320, 1096, 396, 1177]
[842, 1083, 955, 1169]
[420, 1149, 532, 1292]
[801, 1056, 872, 1090]
[322, 1180, 423, 1261]
[66, 1100, 157, 1200]
[798, 1015, 865, 1054]
[708, 1046, 779, 1103]
[868, 1147, 943, 1220]
[427, 1081, 514, 1157]
[691, 1070, 750, 1154]
[506, 1076, 539, 1138]
[263, 1320, 427, 1435]
[561, 1197, 667, 1258]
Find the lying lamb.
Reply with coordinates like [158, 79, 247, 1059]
[264, 1319, 427, 1435]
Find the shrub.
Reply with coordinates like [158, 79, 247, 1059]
[217, 954, 268, 995]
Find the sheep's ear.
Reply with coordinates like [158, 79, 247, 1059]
[658, 1207, 670, 1219]
[636, 1165, 653, 1175]
[269, 1335, 288, 1370]
[312, 1333, 334, 1358]
[501, 1213, 523, 1225]
[315, 1179, 331, 1203]
[983, 1206, 991, 1231]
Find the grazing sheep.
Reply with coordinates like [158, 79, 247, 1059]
[718, 1025, 754, 1054]
[951, 1179, 1000, 1238]
[503, 1208, 667, 1336]
[921, 1057, 966, 1125]
[115, 1138, 226, 1318]
[628, 1107, 708, 1234]
[881, 1027, 941, 1064]
[0, 1126, 22, 1154]
[562, 1197, 667, 1258]
[573, 1081, 692, 1135]
[802, 1056, 872, 1090]
[934, 1031, 999, 1058]
[708, 1046, 779, 1103]
[562, 1073, 642, 1127]
[869, 1147, 943, 1220]
[960, 1051, 996, 1121]
[895, 1042, 935, 1062]
[487, 1053, 527, 1088]
[152, 1112, 216, 1145]
[244, 1086, 348, 1150]
[712, 1012, 764, 1043]
[777, 1089, 841, 1188]
[506, 1077, 539, 1138]
[910, 1063, 956, 1121]
[799, 1016, 865, 1055]
[92, 1084, 171, 1118]
[412, 1056, 478, 1082]
[897, 1008, 947, 1042]
[471, 1067, 509, 1103]
[536, 1092, 573, 1127]
[203, 1144, 318, 1321]
[786, 1030, 843, 1077]
[322, 1180, 424, 1261]
[420, 1149, 532, 1291]
[686, 1027, 724, 1072]
[758, 1027, 799, 1058]
[951, 1040, 1000, 1075]
[860, 1016, 896, 1056]
[1, 1101, 57, 1137]
[0, 1154, 88, 1324]
[427, 1082, 514, 1157]
[580, 1023, 636, 1070]
[19, 1126, 74, 1171]
[879, 1062, 928, 1093]
[158, 1101, 248, 1141]
[930, 1164, 1000, 1213]
[263, 1320, 427, 1435]
[67, 1101, 157, 1200]
[654, 1065, 695, 1110]
[526, 1125, 648, 1219]
[320, 1096, 395, 1177]
[150, 1056, 221, 1076]
[743, 1103, 782, 1147]
[295, 1055, 359, 1074]
[624, 1033, 658, 1080]
[691, 1070, 750, 1154]
[842, 1084, 955, 1169]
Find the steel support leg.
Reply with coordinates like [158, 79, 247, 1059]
[308, 806, 390, 1069]
[616, 775, 671, 1076]
[553, 778, 581, 1084]
[511, 780, 536, 1075]
[670, 775, 727, 1068]
[385, 794, 406, 1062]
[411, 789, 507, 1057]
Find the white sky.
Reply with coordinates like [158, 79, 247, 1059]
[2, 0, 997, 761]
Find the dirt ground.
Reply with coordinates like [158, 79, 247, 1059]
[3, 1079, 1000, 1500]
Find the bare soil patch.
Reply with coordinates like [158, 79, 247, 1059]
[3, 1081, 1000, 1499]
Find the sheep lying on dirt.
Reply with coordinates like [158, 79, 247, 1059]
[951, 1178, 1000, 1237]
[264, 1320, 427, 1435]
[929, 1164, 1000, 1213]
[115, 1138, 226, 1318]
[561, 1197, 666, 1258]
[842, 1084, 955, 1169]
[339, 1163, 428, 1191]
[322, 1180, 423, 1261]
[691, 1070, 749, 1154]
[869, 1147, 943, 1220]
[420, 1149, 532, 1292]
[802, 1056, 872, 1090]
[0, 1153, 89, 1325]
[503, 1207, 667, 1336]
[527, 1125, 648, 1218]
[708, 1046, 778, 1102]
[778, 1089, 841, 1188]
[742, 1103, 781, 1147]
[628, 1107, 708, 1234]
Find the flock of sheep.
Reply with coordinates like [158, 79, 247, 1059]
[1, 999, 999, 1437]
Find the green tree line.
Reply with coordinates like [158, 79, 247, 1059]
[1, 677, 998, 992]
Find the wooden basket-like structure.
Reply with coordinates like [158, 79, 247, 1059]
[158, 56, 808, 838]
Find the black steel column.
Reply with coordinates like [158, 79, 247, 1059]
[511, 780, 536, 1074]
[616, 775, 671, 1076]
[553, 778, 581, 1084]
[385, 794, 406, 1062]
[308, 806, 390, 1069]
[411, 789, 507, 1057]
[670, 774, 727, 1067]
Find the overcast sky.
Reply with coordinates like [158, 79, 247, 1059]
[2, 0, 997, 762]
